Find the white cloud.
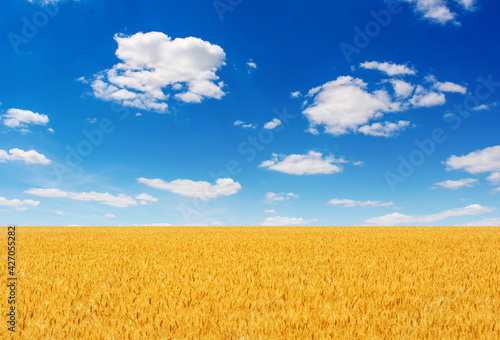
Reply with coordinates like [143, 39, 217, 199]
[328, 199, 394, 208]
[491, 187, 500, 194]
[89, 32, 226, 112]
[433, 178, 478, 190]
[87, 118, 97, 124]
[264, 209, 276, 214]
[137, 177, 241, 200]
[358, 120, 410, 137]
[2, 108, 49, 129]
[210, 220, 224, 226]
[290, 91, 302, 98]
[135, 193, 158, 205]
[234, 120, 256, 129]
[134, 223, 173, 226]
[301, 68, 466, 136]
[104, 213, 116, 218]
[261, 216, 309, 226]
[246, 59, 257, 69]
[409, 85, 446, 107]
[302, 76, 400, 136]
[387, 79, 415, 98]
[457, 0, 476, 10]
[265, 192, 299, 203]
[28, 0, 78, 4]
[487, 172, 500, 185]
[445, 145, 500, 174]
[366, 204, 496, 226]
[434, 81, 467, 94]
[426, 75, 467, 94]
[24, 188, 137, 208]
[47, 128, 55, 133]
[462, 217, 500, 226]
[259, 151, 344, 175]
[263, 118, 282, 130]
[353, 161, 364, 166]
[0, 197, 39, 210]
[359, 61, 416, 76]
[473, 104, 489, 111]
[0, 148, 51, 165]
[401, 0, 477, 25]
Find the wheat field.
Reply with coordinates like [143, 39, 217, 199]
[1, 227, 500, 339]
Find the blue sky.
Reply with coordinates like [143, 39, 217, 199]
[1, 0, 500, 226]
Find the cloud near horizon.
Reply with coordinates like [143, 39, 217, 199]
[261, 216, 309, 226]
[365, 204, 495, 226]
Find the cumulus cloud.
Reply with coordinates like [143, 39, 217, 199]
[365, 204, 496, 226]
[0, 197, 39, 210]
[24, 188, 137, 208]
[401, 0, 477, 25]
[445, 145, 500, 174]
[409, 85, 446, 107]
[265, 192, 299, 203]
[290, 91, 302, 98]
[88, 32, 226, 112]
[2, 108, 49, 130]
[263, 118, 282, 130]
[259, 151, 344, 175]
[328, 199, 394, 208]
[135, 193, 158, 205]
[358, 120, 410, 137]
[104, 213, 116, 218]
[302, 76, 401, 135]
[432, 178, 478, 190]
[137, 177, 241, 200]
[302, 64, 466, 136]
[359, 61, 416, 76]
[0, 148, 51, 165]
[264, 209, 276, 214]
[387, 79, 415, 98]
[261, 216, 309, 226]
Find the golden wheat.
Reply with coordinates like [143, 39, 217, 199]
[1, 227, 500, 339]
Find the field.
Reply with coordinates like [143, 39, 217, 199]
[1, 227, 500, 339]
